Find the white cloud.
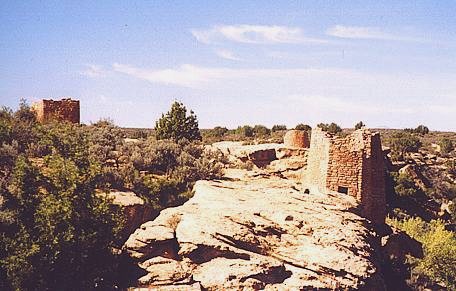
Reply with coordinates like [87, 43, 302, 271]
[112, 63, 456, 102]
[80, 64, 107, 78]
[215, 49, 241, 61]
[111, 62, 456, 126]
[326, 25, 418, 41]
[191, 24, 326, 44]
[191, 29, 213, 44]
[113, 63, 229, 88]
[113, 63, 359, 88]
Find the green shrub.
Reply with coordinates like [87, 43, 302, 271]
[387, 217, 456, 289]
[14, 98, 36, 123]
[439, 138, 454, 155]
[317, 122, 342, 135]
[404, 125, 430, 135]
[155, 102, 201, 142]
[295, 123, 311, 131]
[271, 125, 287, 132]
[393, 172, 422, 197]
[390, 132, 422, 161]
[236, 125, 254, 137]
[136, 175, 188, 209]
[0, 100, 225, 290]
[253, 125, 271, 137]
[449, 199, 456, 224]
[446, 160, 456, 176]
[354, 121, 365, 130]
[210, 126, 229, 138]
[0, 152, 123, 290]
[415, 125, 430, 135]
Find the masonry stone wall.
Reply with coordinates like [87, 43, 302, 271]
[304, 128, 386, 224]
[32, 98, 80, 124]
[303, 128, 331, 192]
[283, 130, 310, 148]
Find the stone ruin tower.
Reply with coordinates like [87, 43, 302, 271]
[32, 98, 80, 124]
[304, 127, 386, 224]
[283, 130, 310, 148]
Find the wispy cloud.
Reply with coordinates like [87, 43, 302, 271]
[113, 63, 228, 88]
[191, 24, 326, 44]
[112, 63, 357, 88]
[80, 64, 107, 78]
[326, 25, 419, 41]
[111, 63, 456, 120]
[112, 63, 456, 103]
[215, 49, 241, 61]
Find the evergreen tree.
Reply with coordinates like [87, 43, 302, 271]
[155, 102, 201, 142]
[295, 124, 312, 131]
[355, 121, 365, 130]
[317, 122, 342, 134]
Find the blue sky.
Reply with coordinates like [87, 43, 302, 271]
[1, 1, 456, 130]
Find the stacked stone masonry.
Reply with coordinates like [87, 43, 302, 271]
[304, 128, 386, 224]
[283, 130, 310, 148]
[32, 98, 80, 124]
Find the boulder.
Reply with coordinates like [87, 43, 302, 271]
[381, 229, 423, 261]
[105, 191, 155, 238]
[212, 141, 280, 167]
[398, 164, 429, 190]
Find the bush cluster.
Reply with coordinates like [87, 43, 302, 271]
[389, 131, 422, 161]
[271, 124, 287, 132]
[115, 138, 225, 207]
[387, 217, 456, 289]
[354, 121, 365, 130]
[404, 125, 430, 135]
[0, 104, 125, 290]
[317, 122, 342, 135]
[392, 172, 422, 197]
[295, 123, 312, 131]
[439, 138, 454, 155]
[0, 100, 225, 290]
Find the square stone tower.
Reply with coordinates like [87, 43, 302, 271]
[32, 98, 80, 124]
[304, 128, 386, 224]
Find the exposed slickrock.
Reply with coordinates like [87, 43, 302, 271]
[124, 169, 385, 290]
[211, 141, 309, 175]
[212, 142, 280, 167]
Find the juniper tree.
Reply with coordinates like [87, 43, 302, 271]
[155, 102, 201, 142]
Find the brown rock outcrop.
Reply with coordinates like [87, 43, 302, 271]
[124, 169, 385, 290]
[211, 142, 280, 168]
[104, 191, 155, 237]
[381, 229, 423, 261]
[211, 141, 308, 174]
[398, 164, 429, 190]
[283, 130, 310, 148]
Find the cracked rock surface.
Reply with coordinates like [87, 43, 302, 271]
[123, 169, 385, 290]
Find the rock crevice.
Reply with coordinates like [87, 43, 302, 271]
[124, 169, 385, 290]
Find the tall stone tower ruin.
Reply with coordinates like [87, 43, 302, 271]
[32, 98, 80, 124]
[304, 127, 386, 224]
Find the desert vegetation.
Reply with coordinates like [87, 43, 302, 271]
[381, 126, 456, 289]
[1, 99, 455, 290]
[387, 217, 456, 290]
[0, 100, 224, 290]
